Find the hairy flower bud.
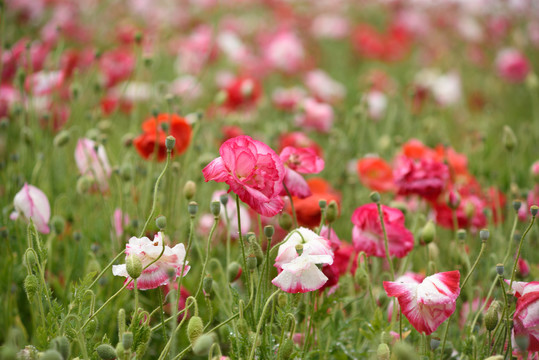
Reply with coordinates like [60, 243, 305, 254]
[183, 181, 196, 200]
[40, 350, 63, 360]
[53, 130, 70, 147]
[227, 262, 242, 283]
[420, 221, 436, 245]
[264, 225, 275, 239]
[246, 254, 258, 271]
[279, 339, 294, 360]
[192, 333, 215, 356]
[122, 332, 133, 350]
[96, 344, 117, 360]
[126, 255, 142, 280]
[24, 275, 39, 299]
[155, 215, 166, 230]
[502, 125, 517, 152]
[326, 201, 338, 223]
[203, 275, 213, 296]
[485, 302, 500, 331]
[377, 343, 390, 360]
[187, 316, 204, 344]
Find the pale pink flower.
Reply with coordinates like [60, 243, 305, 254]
[75, 138, 112, 193]
[272, 227, 334, 293]
[25, 71, 64, 96]
[310, 15, 349, 39]
[496, 48, 530, 83]
[279, 146, 325, 199]
[0, 84, 19, 118]
[384, 271, 461, 335]
[170, 75, 202, 101]
[305, 70, 345, 104]
[176, 25, 214, 74]
[272, 87, 306, 112]
[112, 232, 189, 290]
[295, 98, 334, 133]
[202, 135, 285, 217]
[365, 90, 387, 120]
[263, 30, 305, 73]
[10, 183, 51, 234]
[351, 203, 414, 259]
[113, 209, 130, 238]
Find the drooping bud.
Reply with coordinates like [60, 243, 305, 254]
[227, 262, 242, 283]
[165, 136, 176, 152]
[502, 125, 517, 152]
[183, 181, 196, 200]
[430, 338, 440, 351]
[354, 266, 369, 288]
[370, 191, 381, 203]
[126, 255, 142, 280]
[377, 343, 390, 360]
[76, 176, 94, 194]
[155, 215, 166, 230]
[24, 275, 39, 299]
[53, 130, 70, 147]
[279, 213, 293, 231]
[187, 316, 204, 344]
[392, 341, 417, 360]
[420, 221, 436, 245]
[203, 275, 213, 296]
[192, 333, 215, 356]
[96, 344, 117, 360]
[485, 302, 500, 331]
[51, 215, 66, 235]
[210, 201, 221, 218]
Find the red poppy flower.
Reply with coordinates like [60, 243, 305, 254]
[133, 113, 192, 162]
[290, 178, 340, 228]
[357, 156, 395, 193]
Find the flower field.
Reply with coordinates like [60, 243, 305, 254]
[1, 0, 539, 359]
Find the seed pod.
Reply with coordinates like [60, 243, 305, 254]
[210, 201, 221, 217]
[188, 202, 198, 216]
[165, 136, 176, 151]
[264, 225, 274, 239]
[96, 344, 116, 360]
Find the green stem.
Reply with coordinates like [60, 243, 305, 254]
[236, 195, 250, 293]
[283, 183, 298, 229]
[375, 202, 395, 280]
[509, 215, 536, 290]
[248, 290, 280, 360]
[195, 215, 219, 298]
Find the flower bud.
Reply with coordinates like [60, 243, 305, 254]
[210, 201, 221, 218]
[479, 229, 490, 242]
[120, 163, 133, 181]
[40, 350, 63, 360]
[126, 255, 142, 280]
[496, 264, 504, 276]
[249, 236, 264, 265]
[326, 201, 338, 223]
[24, 275, 39, 299]
[430, 338, 440, 351]
[155, 215, 166, 230]
[279, 213, 293, 231]
[192, 333, 215, 356]
[393, 341, 416, 360]
[485, 302, 500, 331]
[237, 318, 249, 337]
[264, 225, 274, 239]
[96, 344, 117, 360]
[246, 254, 258, 271]
[279, 339, 294, 360]
[165, 136, 176, 152]
[420, 221, 436, 245]
[118, 309, 126, 335]
[51, 215, 66, 235]
[115, 343, 125, 359]
[370, 192, 381, 203]
[188, 201, 198, 216]
[203, 275, 213, 296]
[502, 125, 517, 152]
[377, 343, 390, 360]
[513, 200, 522, 212]
[227, 262, 242, 283]
[447, 190, 461, 209]
[183, 181, 196, 200]
[122, 332, 133, 350]
[187, 316, 204, 344]
[531, 205, 539, 217]
[53, 130, 70, 147]
[354, 266, 369, 288]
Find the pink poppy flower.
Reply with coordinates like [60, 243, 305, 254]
[202, 135, 285, 217]
[99, 49, 136, 88]
[112, 232, 190, 290]
[304, 70, 345, 104]
[0, 84, 19, 118]
[295, 98, 334, 133]
[495, 48, 530, 83]
[113, 209, 130, 238]
[351, 203, 414, 259]
[279, 146, 324, 199]
[272, 87, 306, 112]
[509, 281, 539, 352]
[387, 272, 425, 320]
[384, 271, 461, 335]
[10, 183, 51, 234]
[272, 228, 334, 293]
[262, 30, 305, 73]
[393, 156, 449, 201]
[74, 138, 112, 193]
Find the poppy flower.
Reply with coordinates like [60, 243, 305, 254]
[75, 138, 112, 193]
[357, 156, 395, 193]
[133, 113, 192, 162]
[112, 232, 190, 290]
[10, 183, 51, 234]
[280, 146, 325, 199]
[509, 281, 539, 352]
[351, 203, 414, 259]
[222, 76, 262, 111]
[202, 135, 285, 217]
[384, 271, 461, 335]
[291, 178, 340, 228]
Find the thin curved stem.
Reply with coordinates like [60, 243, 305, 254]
[248, 290, 280, 360]
[509, 215, 536, 290]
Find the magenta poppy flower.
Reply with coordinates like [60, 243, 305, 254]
[495, 48, 530, 83]
[10, 183, 51, 234]
[279, 146, 324, 199]
[203, 135, 285, 217]
[295, 98, 334, 133]
[351, 203, 414, 258]
[75, 138, 112, 193]
[393, 156, 449, 201]
[509, 281, 539, 352]
[272, 228, 334, 293]
[112, 232, 189, 290]
[384, 271, 461, 335]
